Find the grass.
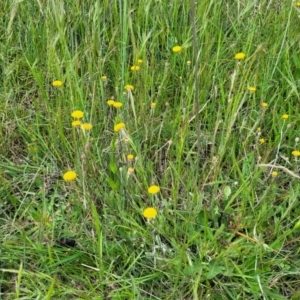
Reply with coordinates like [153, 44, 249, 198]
[1, 0, 300, 299]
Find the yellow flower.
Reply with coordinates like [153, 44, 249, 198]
[172, 45, 182, 53]
[257, 127, 261, 132]
[81, 123, 93, 131]
[137, 59, 143, 64]
[114, 122, 125, 132]
[63, 171, 77, 181]
[143, 207, 158, 219]
[294, 2, 300, 7]
[186, 60, 191, 65]
[261, 102, 268, 108]
[235, 52, 246, 60]
[101, 75, 107, 81]
[150, 102, 156, 108]
[282, 114, 289, 120]
[128, 167, 135, 175]
[248, 86, 256, 92]
[130, 65, 140, 71]
[258, 138, 265, 144]
[72, 120, 82, 127]
[127, 154, 134, 161]
[271, 171, 278, 177]
[107, 100, 115, 106]
[124, 84, 134, 90]
[292, 150, 300, 157]
[113, 102, 123, 108]
[148, 185, 160, 194]
[52, 80, 63, 87]
[71, 110, 84, 119]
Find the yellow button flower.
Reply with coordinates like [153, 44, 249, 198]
[271, 171, 278, 177]
[248, 86, 256, 92]
[72, 120, 82, 127]
[107, 100, 115, 106]
[261, 102, 268, 108]
[114, 123, 125, 132]
[128, 167, 135, 175]
[137, 59, 143, 64]
[127, 154, 134, 161]
[63, 171, 77, 181]
[172, 45, 182, 53]
[235, 52, 246, 60]
[130, 65, 140, 71]
[148, 185, 160, 194]
[143, 207, 158, 219]
[282, 114, 289, 120]
[258, 138, 265, 144]
[52, 80, 63, 87]
[292, 150, 300, 157]
[124, 84, 134, 90]
[113, 102, 123, 108]
[71, 110, 84, 119]
[81, 123, 93, 131]
[101, 75, 107, 81]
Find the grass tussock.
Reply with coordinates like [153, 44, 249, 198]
[1, 1, 300, 299]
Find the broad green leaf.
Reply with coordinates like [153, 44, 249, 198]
[206, 260, 226, 280]
[293, 220, 300, 230]
[223, 185, 232, 200]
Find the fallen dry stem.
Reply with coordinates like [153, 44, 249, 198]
[256, 163, 300, 179]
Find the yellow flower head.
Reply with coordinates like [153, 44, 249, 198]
[282, 114, 289, 120]
[130, 65, 140, 71]
[257, 127, 261, 132]
[137, 59, 143, 64]
[258, 138, 265, 144]
[71, 110, 84, 119]
[113, 101, 123, 108]
[101, 75, 107, 81]
[186, 60, 191, 65]
[292, 150, 300, 157]
[52, 80, 63, 87]
[72, 120, 82, 127]
[63, 171, 77, 181]
[294, 2, 300, 7]
[107, 100, 115, 106]
[81, 123, 93, 131]
[150, 102, 156, 108]
[261, 102, 268, 108]
[128, 167, 135, 175]
[124, 84, 134, 90]
[271, 171, 278, 177]
[127, 154, 134, 161]
[114, 122, 125, 132]
[148, 185, 160, 194]
[143, 207, 158, 219]
[172, 45, 182, 53]
[235, 52, 246, 60]
[248, 86, 256, 92]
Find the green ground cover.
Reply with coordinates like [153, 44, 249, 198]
[1, 0, 300, 299]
